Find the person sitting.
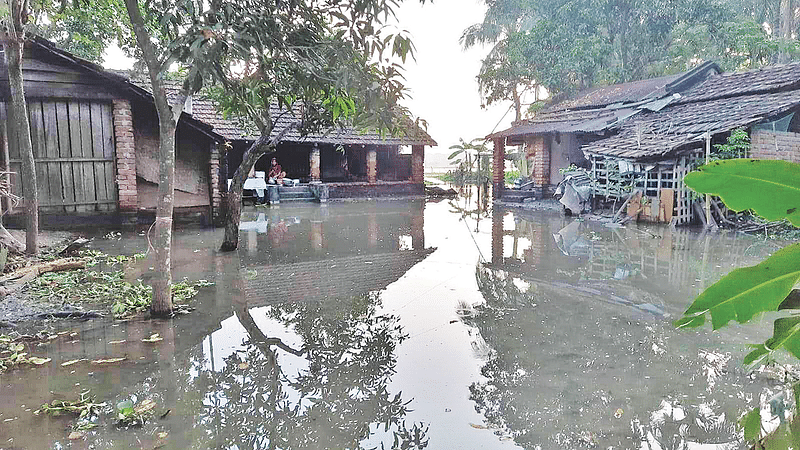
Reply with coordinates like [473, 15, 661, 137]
[268, 157, 284, 184]
[268, 157, 299, 186]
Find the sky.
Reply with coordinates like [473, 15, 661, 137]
[102, 0, 513, 157]
[390, 0, 514, 154]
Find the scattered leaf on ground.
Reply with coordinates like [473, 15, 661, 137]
[134, 399, 157, 415]
[67, 431, 85, 440]
[27, 357, 51, 365]
[61, 359, 85, 367]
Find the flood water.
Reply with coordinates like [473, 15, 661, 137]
[0, 191, 795, 449]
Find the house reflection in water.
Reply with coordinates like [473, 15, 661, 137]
[487, 207, 771, 315]
[237, 201, 432, 306]
[472, 206, 785, 449]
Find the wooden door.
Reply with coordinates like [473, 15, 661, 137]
[1, 100, 117, 213]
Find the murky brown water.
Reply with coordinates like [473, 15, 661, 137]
[0, 193, 794, 449]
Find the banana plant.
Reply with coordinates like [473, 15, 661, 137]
[674, 159, 800, 448]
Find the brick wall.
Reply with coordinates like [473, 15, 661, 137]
[112, 99, 138, 211]
[411, 145, 424, 182]
[528, 136, 551, 186]
[209, 143, 222, 224]
[750, 129, 800, 162]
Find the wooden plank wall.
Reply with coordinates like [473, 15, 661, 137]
[0, 46, 119, 101]
[1, 100, 117, 213]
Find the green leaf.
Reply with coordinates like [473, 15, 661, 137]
[675, 242, 800, 330]
[744, 344, 770, 365]
[745, 316, 800, 364]
[739, 407, 761, 442]
[117, 400, 133, 412]
[684, 159, 800, 226]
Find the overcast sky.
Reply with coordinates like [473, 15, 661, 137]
[391, 0, 513, 153]
[102, 0, 512, 155]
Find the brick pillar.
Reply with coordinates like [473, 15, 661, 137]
[492, 137, 505, 199]
[112, 99, 138, 211]
[411, 145, 424, 182]
[491, 207, 504, 264]
[209, 143, 222, 225]
[310, 145, 321, 182]
[367, 146, 377, 183]
[531, 136, 551, 187]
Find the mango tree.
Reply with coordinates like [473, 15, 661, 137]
[206, 0, 428, 251]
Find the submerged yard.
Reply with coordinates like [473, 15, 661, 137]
[0, 193, 795, 449]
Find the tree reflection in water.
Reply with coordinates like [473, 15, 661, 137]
[192, 291, 429, 450]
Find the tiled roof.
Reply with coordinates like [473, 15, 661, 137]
[583, 90, 800, 159]
[121, 72, 436, 146]
[551, 73, 683, 111]
[490, 62, 720, 139]
[676, 62, 800, 104]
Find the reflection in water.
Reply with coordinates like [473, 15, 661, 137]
[181, 292, 429, 450]
[2, 199, 797, 449]
[469, 207, 792, 449]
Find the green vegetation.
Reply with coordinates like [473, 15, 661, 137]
[505, 170, 521, 184]
[35, 390, 105, 432]
[675, 159, 800, 446]
[713, 128, 751, 160]
[24, 250, 213, 318]
[466, 0, 800, 116]
[116, 397, 158, 427]
[0, 334, 50, 372]
[448, 138, 491, 186]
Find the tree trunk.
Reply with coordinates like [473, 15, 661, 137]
[220, 134, 272, 251]
[512, 86, 522, 122]
[779, 0, 794, 63]
[220, 118, 302, 251]
[2, 1, 38, 255]
[151, 118, 177, 317]
[124, 0, 183, 317]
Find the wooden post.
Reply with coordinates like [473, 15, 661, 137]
[492, 137, 505, 199]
